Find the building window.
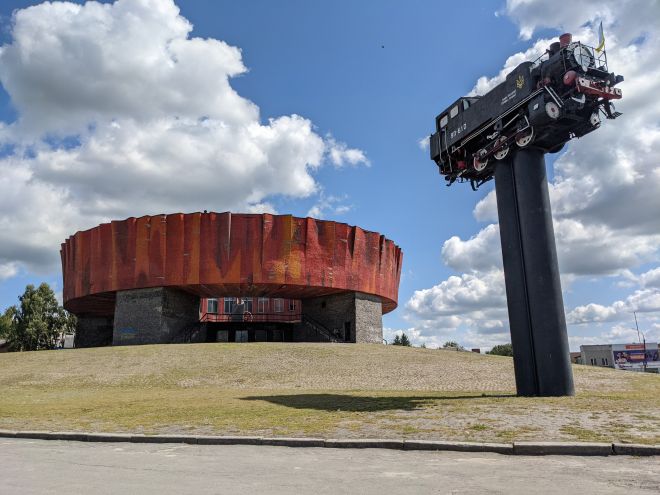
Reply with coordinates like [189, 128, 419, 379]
[274, 298, 283, 313]
[224, 297, 234, 314]
[258, 298, 267, 313]
[289, 300, 296, 311]
[243, 298, 253, 313]
[605, 358, 609, 366]
[207, 299, 218, 314]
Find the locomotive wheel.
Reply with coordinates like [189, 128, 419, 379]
[515, 127, 534, 148]
[545, 101, 560, 119]
[493, 136, 509, 160]
[473, 152, 488, 172]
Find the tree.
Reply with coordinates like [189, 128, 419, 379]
[487, 343, 513, 356]
[2, 283, 76, 352]
[0, 306, 17, 339]
[391, 332, 412, 347]
[442, 341, 464, 351]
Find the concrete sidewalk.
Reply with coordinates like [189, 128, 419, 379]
[2, 438, 659, 494]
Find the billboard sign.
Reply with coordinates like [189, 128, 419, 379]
[612, 343, 660, 371]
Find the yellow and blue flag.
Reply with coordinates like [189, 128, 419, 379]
[595, 21, 605, 53]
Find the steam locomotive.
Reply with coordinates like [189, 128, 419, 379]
[429, 33, 624, 190]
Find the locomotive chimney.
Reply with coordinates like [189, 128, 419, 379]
[559, 33, 572, 47]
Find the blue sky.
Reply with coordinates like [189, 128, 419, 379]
[0, 0, 658, 349]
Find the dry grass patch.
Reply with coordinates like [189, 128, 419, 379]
[1, 343, 658, 443]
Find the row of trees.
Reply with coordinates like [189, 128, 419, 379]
[389, 332, 513, 356]
[486, 343, 513, 356]
[390, 334, 469, 351]
[0, 283, 76, 352]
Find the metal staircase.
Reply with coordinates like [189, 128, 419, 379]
[301, 314, 342, 342]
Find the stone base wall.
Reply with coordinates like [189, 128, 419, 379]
[354, 293, 384, 344]
[113, 287, 199, 345]
[301, 291, 382, 343]
[75, 316, 114, 348]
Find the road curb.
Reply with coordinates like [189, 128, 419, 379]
[86, 433, 134, 442]
[612, 443, 660, 456]
[324, 439, 405, 449]
[513, 442, 613, 456]
[262, 437, 325, 448]
[1, 432, 658, 456]
[404, 440, 513, 454]
[195, 436, 262, 446]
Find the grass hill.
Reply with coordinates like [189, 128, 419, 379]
[1, 343, 658, 444]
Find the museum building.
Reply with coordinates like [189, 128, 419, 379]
[61, 212, 402, 347]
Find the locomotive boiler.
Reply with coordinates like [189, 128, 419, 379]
[429, 33, 624, 190]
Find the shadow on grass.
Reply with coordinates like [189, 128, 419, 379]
[241, 393, 517, 412]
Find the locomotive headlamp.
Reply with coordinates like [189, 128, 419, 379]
[571, 44, 595, 71]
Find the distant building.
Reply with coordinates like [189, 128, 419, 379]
[570, 352, 582, 364]
[580, 343, 660, 372]
[0, 339, 8, 353]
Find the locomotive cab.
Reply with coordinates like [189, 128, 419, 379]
[430, 96, 480, 167]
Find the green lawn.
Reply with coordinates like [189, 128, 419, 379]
[1, 343, 658, 443]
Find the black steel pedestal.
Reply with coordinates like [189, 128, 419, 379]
[494, 148, 575, 396]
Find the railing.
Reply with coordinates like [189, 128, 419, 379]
[302, 314, 342, 342]
[201, 311, 302, 323]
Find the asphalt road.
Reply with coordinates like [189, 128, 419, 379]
[1, 438, 659, 494]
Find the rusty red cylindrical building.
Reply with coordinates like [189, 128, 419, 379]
[61, 212, 402, 347]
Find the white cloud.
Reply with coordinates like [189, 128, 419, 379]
[0, 262, 19, 281]
[405, 270, 508, 336]
[472, 190, 498, 223]
[505, 0, 658, 43]
[639, 268, 660, 289]
[325, 135, 370, 167]
[0, 0, 368, 275]
[566, 284, 660, 328]
[567, 303, 618, 325]
[441, 224, 501, 273]
[306, 191, 352, 219]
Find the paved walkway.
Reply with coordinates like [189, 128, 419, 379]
[2, 438, 659, 494]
